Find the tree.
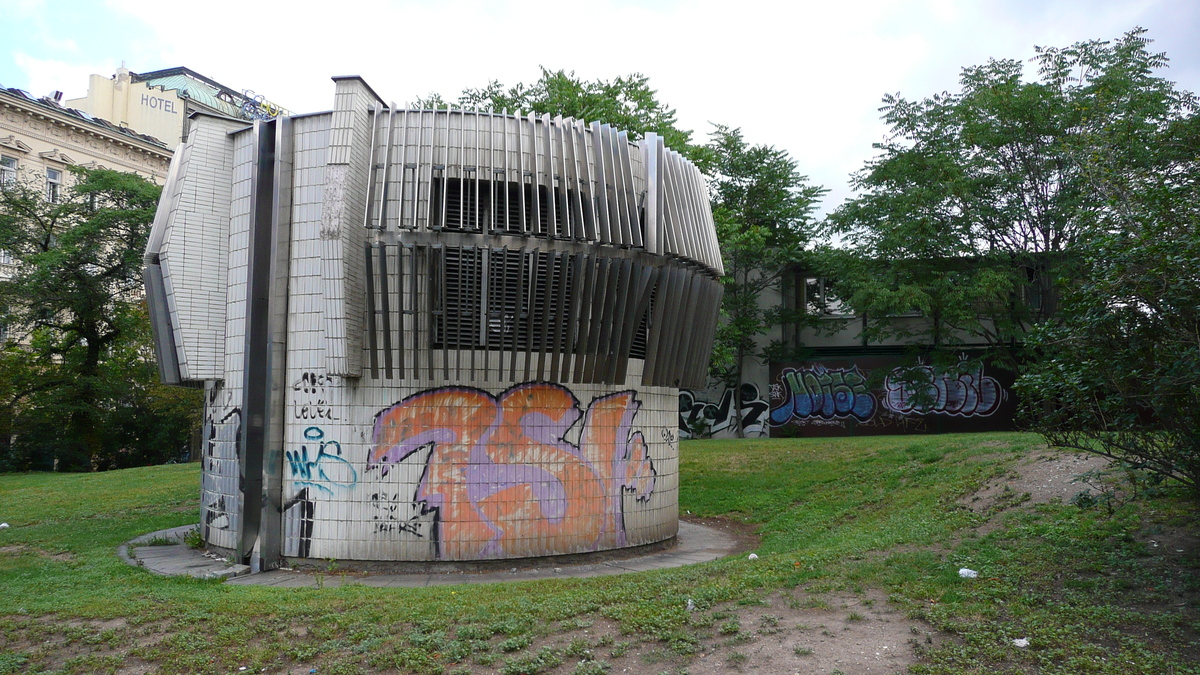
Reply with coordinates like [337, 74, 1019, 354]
[707, 126, 825, 437]
[0, 168, 201, 471]
[1017, 34, 1200, 493]
[419, 67, 698, 159]
[824, 36, 1114, 362]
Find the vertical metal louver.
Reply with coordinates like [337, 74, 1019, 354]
[359, 108, 723, 388]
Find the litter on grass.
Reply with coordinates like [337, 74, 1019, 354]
[958, 568, 979, 578]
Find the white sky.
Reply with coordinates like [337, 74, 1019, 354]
[3, 0, 1198, 214]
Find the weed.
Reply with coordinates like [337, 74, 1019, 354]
[846, 612, 865, 622]
[609, 641, 632, 658]
[718, 619, 740, 635]
[564, 638, 591, 658]
[560, 617, 594, 630]
[727, 651, 748, 666]
[640, 647, 673, 664]
[794, 645, 814, 656]
[499, 635, 533, 652]
[500, 646, 563, 675]
[572, 661, 611, 675]
[0, 655, 28, 675]
[143, 535, 176, 546]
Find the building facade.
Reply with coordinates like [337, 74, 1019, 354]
[680, 270, 1019, 440]
[146, 77, 722, 570]
[0, 84, 172, 189]
[67, 66, 289, 147]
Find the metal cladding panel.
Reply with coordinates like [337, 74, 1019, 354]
[151, 115, 247, 383]
[178, 83, 719, 563]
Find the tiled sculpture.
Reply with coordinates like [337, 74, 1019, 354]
[145, 77, 722, 570]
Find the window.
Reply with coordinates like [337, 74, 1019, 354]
[45, 168, 62, 202]
[0, 155, 16, 185]
[804, 277, 850, 316]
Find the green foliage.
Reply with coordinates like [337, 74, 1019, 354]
[1009, 31, 1200, 492]
[825, 29, 1191, 362]
[419, 67, 696, 160]
[706, 127, 825, 435]
[1017, 133, 1200, 491]
[0, 168, 201, 471]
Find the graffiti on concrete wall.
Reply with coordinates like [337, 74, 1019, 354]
[292, 371, 339, 421]
[201, 386, 241, 536]
[769, 355, 1015, 437]
[285, 426, 357, 495]
[678, 384, 770, 438]
[769, 365, 876, 426]
[367, 382, 656, 560]
[883, 361, 1003, 417]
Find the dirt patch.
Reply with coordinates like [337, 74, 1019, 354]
[0, 544, 77, 563]
[386, 589, 939, 675]
[961, 450, 1111, 519]
[684, 590, 941, 675]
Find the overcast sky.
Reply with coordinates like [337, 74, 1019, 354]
[3, 0, 1198, 214]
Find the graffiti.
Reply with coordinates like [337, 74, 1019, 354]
[769, 365, 876, 425]
[201, 388, 240, 540]
[883, 360, 1004, 417]
[204, 495, 230, 531]
[283, 488, 314, 558]
[239, 89, 288, 120]
[369, 492, 429, 536]
[292, 371, 339, 420]
[367, 382, 656, 560]
[285, 426, 357, 495]
[660, 427, 676, 443]
[679, 384, 770, 438]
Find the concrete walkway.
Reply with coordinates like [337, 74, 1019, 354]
[120, 522, 745, 587]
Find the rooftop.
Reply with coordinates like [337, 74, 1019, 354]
[0, 83, 170, 150]
[134, 67, 289, 121]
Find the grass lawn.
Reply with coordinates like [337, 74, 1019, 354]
[0, 432, 1197, 674]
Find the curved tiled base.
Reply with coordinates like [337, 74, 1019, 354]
[120, 521, 746, 587]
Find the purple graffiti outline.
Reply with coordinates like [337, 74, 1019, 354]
[369, 382, 656, 558]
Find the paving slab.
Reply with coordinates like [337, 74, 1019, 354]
[120, 521, 749, 587]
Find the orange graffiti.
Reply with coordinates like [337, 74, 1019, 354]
[369, 383, 656, 559]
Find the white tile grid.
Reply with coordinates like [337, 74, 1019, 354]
[198, 128, 254, 551]
[157, 137, 192, 379]
[295, 364, 679, 561]
[321, 81, 375, 378]
[161, 117, 240, 381]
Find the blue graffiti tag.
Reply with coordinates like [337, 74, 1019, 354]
[770, 365, 876, 425]
[285, 426, 357, 495]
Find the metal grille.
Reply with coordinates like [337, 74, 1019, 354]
[363, 243, 718, 386]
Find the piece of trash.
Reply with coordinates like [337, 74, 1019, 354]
[958, 568, 978, 578]
[748, 553, 759, 560]
[686, 599, 695, 612]
[0, 523, 9, 529]
[239, 668, 247, 672]
[554, 567, 562, 573]
[1012, 637, 1029, 648]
